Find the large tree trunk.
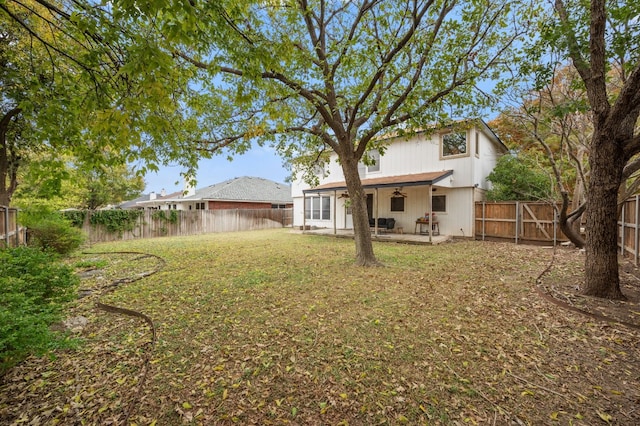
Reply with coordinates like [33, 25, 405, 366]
[583, 129, 626, 299]
[0, 109, 21, 207]
[341, 155, 380, 266]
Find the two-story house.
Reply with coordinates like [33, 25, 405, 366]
[291, 120, 507, 238]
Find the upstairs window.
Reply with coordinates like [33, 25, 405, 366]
[442, 132, 467, 157]
[313, 163, 328, 178]
[366, 150, 380, 173]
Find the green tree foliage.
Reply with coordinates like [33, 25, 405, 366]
[1, 0, 202, 206]
[523, 0, 640, 299]
[491, 65, 591, 247]
[13, 157, 145, 210]
[486, 154, 554, 201]
[116, 0, 529, 265]
[0, 247, 79, 373]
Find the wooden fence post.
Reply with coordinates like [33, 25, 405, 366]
[515, 202, 519, 244]
[482, 202, 486, 241]
[621, 201, 626, 255]
[635, 195, 640, 265]
[3, 206, 9, 247]
[553, 206, 557, 247]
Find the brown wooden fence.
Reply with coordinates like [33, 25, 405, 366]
[618, 196, 640, 264]
[0, 206, 26, 248]
[474, 201, 569, 244]
[476, 199, 640, 264]
[82, 208, 293, 243]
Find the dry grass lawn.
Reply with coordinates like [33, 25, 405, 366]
[1, 229, 638, 425]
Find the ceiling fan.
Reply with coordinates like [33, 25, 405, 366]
[392, 188, 407, 198]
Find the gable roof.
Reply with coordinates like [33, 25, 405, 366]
[118, 194, 151, 209]
[304, 170, 453, 193]
[184, 176, 292, 203]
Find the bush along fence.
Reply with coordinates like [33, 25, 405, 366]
[63, 208, 293, 243]
[0, 206, 26, 248]
[474, 201, 569, 245]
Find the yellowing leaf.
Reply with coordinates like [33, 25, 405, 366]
[597, 411, 612, 423]
[550, 412, 559, 420]
[182, 402, 192, 410]
[521, 389, 535, 396]
[339, 393, 348, 399]
[222, 389, 228, 400]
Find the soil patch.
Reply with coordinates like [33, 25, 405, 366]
[537, 247, 640, 329]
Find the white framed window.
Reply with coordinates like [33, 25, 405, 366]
[475, 132, 480, 157]
[305, 195, 331, 220]
[313, 163, 329, 178]
[366, 150, 380, 173]
[442, 131, 468, 157]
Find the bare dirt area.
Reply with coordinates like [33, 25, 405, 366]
[538, 246, 640, 332]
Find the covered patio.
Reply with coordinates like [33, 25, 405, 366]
[302, 170, 453, 244]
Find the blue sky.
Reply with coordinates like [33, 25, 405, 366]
[143, 145, 290, 194]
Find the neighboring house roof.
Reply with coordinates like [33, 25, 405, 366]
[134, 190, 185, 208]
[305, 170, 454, 193]
[118, 194, 151, 209]
[183, 176, 292, 204]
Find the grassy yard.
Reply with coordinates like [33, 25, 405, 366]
[1, 229, 638, 425]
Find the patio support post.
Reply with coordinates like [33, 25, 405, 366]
[302, 193, 306, 232]
[428, 186, 432, 244]
[374, 188, 379, 236]
[333, 190, 337, 235]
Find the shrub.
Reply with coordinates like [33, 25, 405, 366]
[20, 206, 86, 255]
[486, 154, 554, 201]
[27, 218, 86, 255]
[0, 247, 79, 373]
